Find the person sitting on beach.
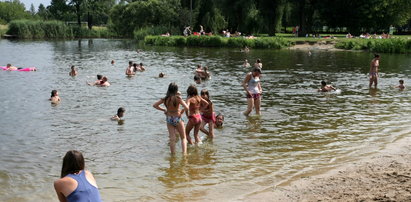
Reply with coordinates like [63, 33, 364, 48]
[125, 64, 135, 76]
[396, 80, 405, 90]
[318, 81, 336, 92]
[153, 83, 189, 154]
[97, 76, 110, 87]
[200, 89, 215, 139]
[69, 66, 78, 76]
[185, 85, 208, 145]
[254, 59, 262, 69]
[161, 32, 170, 37]
[215, 113, 224, 128]
[5, 64, 17, 71]
[54, 150, 102, 202]
[243, 59, 251, 68]
[49, 90, 61, 104]
[111, 107, 125, 121]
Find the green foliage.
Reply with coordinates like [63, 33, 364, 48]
[0, 0, 31, 23]
[144, 35, 290, 49]
[335, 38, 411, 53]
[7, 20, 73, 39]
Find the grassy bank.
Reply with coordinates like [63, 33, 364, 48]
[144, 35, 292, 49]
[0, 24, 7, 36]
[335, 38, 411, 53]
[5, 20, 117, 39]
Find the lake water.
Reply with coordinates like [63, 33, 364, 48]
[0, 39, 410, 201]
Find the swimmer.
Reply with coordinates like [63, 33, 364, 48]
[111, 60, 115, 65]
[5, 64, 17, 71]
[215, 113, 224, 128]
[139, 63, 146, 71]
[153, 83, 189, 154]
[185, 85, 208, 145]
[243, 59, 251, 68]
[200, 89, 215, 139]
[69, 65, 77, 76]
[396, 80, 405, 90]
[111, 107, 125, 121]
[194, 75, 201, 84]
[88, 74, 103, 86]
[54, 150, 102, 202]
[254, 59, 262, 69]
[49, 90, 61, 104]
[243, 68, 262, 116]
[159, 72, 165, 78]
[125, 64, 135, 76]
[318, 81, 336, 92]
[369, 54, 380, 88]
[241, 46, 250, 52]
[97, 76, 110, 87]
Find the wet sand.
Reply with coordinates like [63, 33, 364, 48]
[245, 136, 411, 201]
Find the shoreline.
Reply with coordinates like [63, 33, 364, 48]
[288, 42, 343, 51]
[244, 135, 411, 201]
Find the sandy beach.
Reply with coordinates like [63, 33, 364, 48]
[289, 42, 342, 51]
[245, 136, 411, 201]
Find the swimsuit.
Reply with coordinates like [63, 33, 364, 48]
[66, 171, 102, 202]
[369, 72, 378, 77]
[166, 115, 181, 127]
[201, 112, 216, 123]
[247, 74, 261, 99]
[188, 114, 202, 124]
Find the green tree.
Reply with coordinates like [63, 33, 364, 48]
[37, 4, 50, 20]
[48, 0, 74, 21]
[0, 0, 30, 23]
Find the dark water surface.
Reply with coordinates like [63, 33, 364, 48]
[0, 39, 410, 201]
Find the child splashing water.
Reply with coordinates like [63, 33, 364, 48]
[200, 89, 215, 139]
[153, 83, 189, 155]
[185, 85, 208, 145]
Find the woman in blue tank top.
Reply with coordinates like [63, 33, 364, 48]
[54, 150, 102, 202]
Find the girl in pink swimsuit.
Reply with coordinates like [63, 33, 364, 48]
[200, 89, 215, 139]
[185, 85, 208, 145]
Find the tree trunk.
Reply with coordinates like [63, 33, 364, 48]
[76, 4, 81, 27]
[87, 11, 93, 30]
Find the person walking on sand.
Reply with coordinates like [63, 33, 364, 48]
[54, 150, 102, 202]
[243, 68, 262, 116]
[153, 83, 189, 155]
[369, 54, 380, 88]
[185, 85, 208, 145]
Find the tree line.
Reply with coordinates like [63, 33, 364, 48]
[1, 0, 411, 38]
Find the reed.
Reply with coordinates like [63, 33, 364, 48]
[335, 38, 411, 53]
[7, 20, 72, 39]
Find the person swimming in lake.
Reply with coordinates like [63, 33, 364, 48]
[69, 65, 77, 76]
[396, 79, 405, 90]
[369, 54, 380, 88]
[318, 81, 336, 92]
[185, 85, 209, 145]
[125, 64, 135, 76]
[243, 68, 262, 116]
[87, 74, 103, 86]
[215, 113, 224, 128]
[5, 64, 17, 71]
[153, 83, 189, 154]
[54, 150, 102, 202]
[200, 89, 215, 139]
[254, 59, 262, 69]
[243, 59, 251, 68]
[111, 107, 125, 121]
[159, 72, 165, 78]
[194, 75, 201, 84]
[49, 90, 61, 104]
[97, 76, 110, 87]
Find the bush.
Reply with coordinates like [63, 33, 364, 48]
[7, 20, 73, 39]
[335, 38, 411, 53]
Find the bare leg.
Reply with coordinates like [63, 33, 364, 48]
[200, 121, 210, 136]
[243, 98, 254, 116]
[166, 124, 177, 154]
[374, 77, 378, 88]
[176, 121, 187, 155]
[254, 97, 261, 115]
[208, 122, 215, 139]
[193, 122, 202, 144]
[185, 120, 194, 145]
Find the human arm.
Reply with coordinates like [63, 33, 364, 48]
[242, 73, 251, 96]
[153, 99, 166, 113]
[178, 96, 189, 115]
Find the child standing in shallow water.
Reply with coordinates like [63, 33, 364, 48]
[185, 85, 208, 144]
[200, 89, 215, 139]
[153, 83, 189, 154]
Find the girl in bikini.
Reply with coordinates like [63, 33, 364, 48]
[185, 85, 208, 145]
[153, 83, 189, 154]
[242, 68, 262, 116]
[200, 89, 215, 139]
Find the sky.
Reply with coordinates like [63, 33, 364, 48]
[19, 0, 51, 11]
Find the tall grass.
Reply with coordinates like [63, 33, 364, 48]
[7, 20, 73, 39]
[335, 38, 411, 53]
[0, 24, 7, 36]
[144, 35, 291, 49]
